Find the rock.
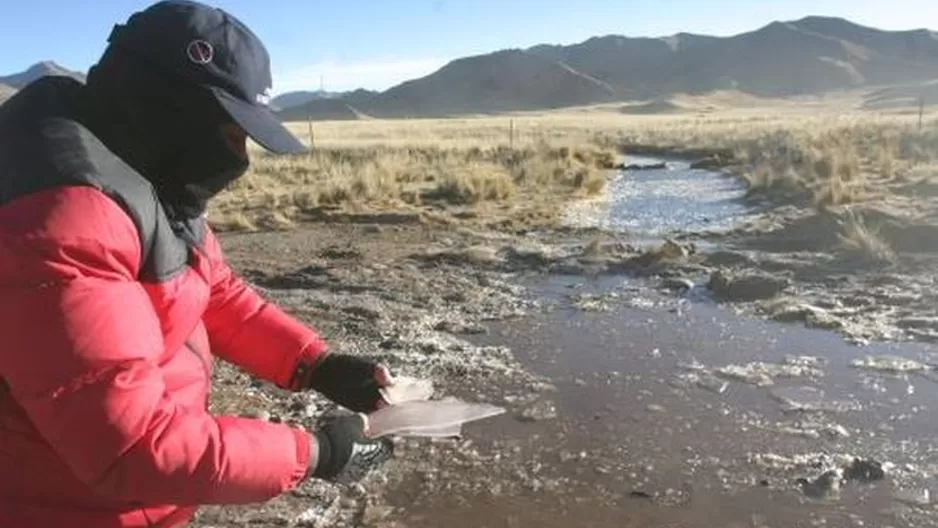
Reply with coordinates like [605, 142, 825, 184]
[850, 355, 930, 373]
[716, 358, 825, 387]
[696, 374, 729, 394]
[618, 162, 668, 171]
[766, 300, 844, 330]
[517, 400, 558, 422]
[798, 469, 842, 501]
[690, 155, 729, 170]
[505, 243, 561, 266]
[825, 424, 851, 438]
[770, 385, 860, 413]
[843, 458, 885, 482]
[571, 292, 619, 312]
[633, 239, 692, 267]
[646, 404, 667, 413]
[662, 277, 695, 292]
[708, 270, 790, 302]
[703, 250, 755, 268]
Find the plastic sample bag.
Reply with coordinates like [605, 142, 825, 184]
[366, 376, 505, 438]
[367, 399, 506, 438]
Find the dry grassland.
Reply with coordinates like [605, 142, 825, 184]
[208, 92, 938, 233]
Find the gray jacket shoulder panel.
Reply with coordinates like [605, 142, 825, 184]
[0, 82, 192, 283]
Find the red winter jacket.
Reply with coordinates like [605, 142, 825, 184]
[0, 83, 329, 526]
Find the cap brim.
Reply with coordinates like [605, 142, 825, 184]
[210, 87, 308, 155]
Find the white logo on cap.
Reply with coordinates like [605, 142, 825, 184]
[256, 87, 272, 106]
[186, 39, 214, 65]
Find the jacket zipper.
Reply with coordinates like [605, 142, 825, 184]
[184, 339, 211, 408]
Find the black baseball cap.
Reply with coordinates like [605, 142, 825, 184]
[105, 0, 307, 154]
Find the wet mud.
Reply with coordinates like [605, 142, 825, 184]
[192, 154, 938, 527]
[380, 277, 938, 527]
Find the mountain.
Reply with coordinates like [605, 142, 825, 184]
[0, 83, 15, 103]
[0, 61, 85, 89]
[279, 15, 938, 120]
[280, 49, 619, 120]
[271, 90, 345, 111]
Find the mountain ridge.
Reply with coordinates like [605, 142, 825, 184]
[279, 15, 938, 119]
[3, 16, 936, 119]
[0, 60, 85, 89]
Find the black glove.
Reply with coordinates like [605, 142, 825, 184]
[293, 354, 388, 413]
[310, 414, 394, 483]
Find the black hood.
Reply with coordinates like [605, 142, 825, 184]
[81, 44, 249, 220]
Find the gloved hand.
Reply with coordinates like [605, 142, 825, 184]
[292, 353, 392, 413]
[309, 414, 394, 483]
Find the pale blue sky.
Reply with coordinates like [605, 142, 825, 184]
[1, 0, 935, 94]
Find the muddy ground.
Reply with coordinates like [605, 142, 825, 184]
[191, 171, 938, 526]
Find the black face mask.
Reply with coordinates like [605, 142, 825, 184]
[81, 45, 250, 220]
[159, 124, 250, 218]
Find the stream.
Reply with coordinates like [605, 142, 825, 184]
[387, 156, 938, 527]
[563, 154, 759, 239]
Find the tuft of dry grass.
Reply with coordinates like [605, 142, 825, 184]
[836, 209, 897, 266]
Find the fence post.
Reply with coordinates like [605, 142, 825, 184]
[307, 117, 315, 155]
[920, 96, 925, 130]
[509, 119, 515, 149]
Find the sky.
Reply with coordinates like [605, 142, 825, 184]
[1, 0, 936, 95]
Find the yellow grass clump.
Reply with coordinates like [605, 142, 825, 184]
[836, 209, 898, 266]
[209, 142, 617, 231]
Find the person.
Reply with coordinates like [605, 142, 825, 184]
[0, 1, 395, 526]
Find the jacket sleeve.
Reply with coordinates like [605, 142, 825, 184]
[0, 187, 313, 505]
[201, 227, 328, 389]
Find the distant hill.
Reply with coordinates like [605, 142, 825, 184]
[864, 79, 938, 109]
[280, 98, 370, 121]
[271, 90, 345, 111]
[0, 61, 85, 89]
[278, 15, 938, 120]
